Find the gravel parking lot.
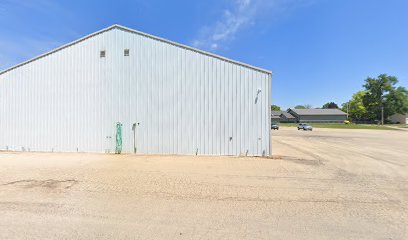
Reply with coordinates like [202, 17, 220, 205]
[0, 128, 407, 239]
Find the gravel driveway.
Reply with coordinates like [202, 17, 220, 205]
[0, 128, 407, 239]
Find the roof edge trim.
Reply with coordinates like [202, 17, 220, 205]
[114, 24, 271, 74]
[0, 25, 114, 75]
[0, 24, 272, 75]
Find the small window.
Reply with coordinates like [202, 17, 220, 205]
[124, 49, 130, 56]
[100, 50, 106, 58]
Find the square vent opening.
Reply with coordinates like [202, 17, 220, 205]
[124, 49, 130, 56]
[100, 50, 106, 58]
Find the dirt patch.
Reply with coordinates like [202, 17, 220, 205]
[271, 155, 322, 166]
[2, 179, 78, 190]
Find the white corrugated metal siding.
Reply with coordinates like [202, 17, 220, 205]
[0, 26, 271, 156]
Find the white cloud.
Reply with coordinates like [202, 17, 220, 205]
[0, 54, 13, 70]
[0, 0, 74, 71]
[192, 0, 313, 51]
[0, 37, 63, 71]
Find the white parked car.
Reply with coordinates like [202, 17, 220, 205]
[298, 123, 313, 131]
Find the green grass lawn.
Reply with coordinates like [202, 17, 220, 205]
[278, 123, 402, 130]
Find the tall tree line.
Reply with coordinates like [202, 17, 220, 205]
[342, 74, 408, 123]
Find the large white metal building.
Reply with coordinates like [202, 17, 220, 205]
[0, 25, 272, 156]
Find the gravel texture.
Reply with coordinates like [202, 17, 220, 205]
[0, 128, 407, 239]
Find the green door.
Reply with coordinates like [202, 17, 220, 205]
[115, 122, 123, 154]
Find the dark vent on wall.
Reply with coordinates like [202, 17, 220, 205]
[100, 50, 106, 58]
[124, 49, 130, 56]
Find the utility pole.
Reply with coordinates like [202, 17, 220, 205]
[347, 102, 349, 120]
[381, 106, 384, 125]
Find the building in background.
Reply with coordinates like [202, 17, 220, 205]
[271, 111, 296, 123]
[271, 111, 285, 123]
[0, 25, 272, 156]
[389, 113, 408, 124]
[280, 112, 297, 123]
[288, 109, 347, 123]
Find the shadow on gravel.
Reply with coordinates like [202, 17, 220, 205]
[2, 179, 78, 189]
[270, 155, 323, 166]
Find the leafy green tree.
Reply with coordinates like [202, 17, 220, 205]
[322, 102, 339, 109]
[342, 91, 368, 121]
[386, 86, 408, 115]
[362, 74, 408, 121]
[294, 104, 312, 109]
[271, 105, 281, 111]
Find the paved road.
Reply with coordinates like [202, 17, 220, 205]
[0, 128, 407, 239]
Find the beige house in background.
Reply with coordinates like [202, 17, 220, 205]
[389, 113, 408, 124]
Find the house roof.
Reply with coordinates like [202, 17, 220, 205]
[281, 112, 296, 119]
[289, 108, 347, 116]
[271, 111, 285, 116]
[271, 111, 296, 119]
[0, 24, 271, 75]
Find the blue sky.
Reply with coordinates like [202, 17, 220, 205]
[1, 0, 407, 109]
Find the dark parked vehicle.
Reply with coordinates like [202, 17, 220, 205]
[298, 123, 313, 131]
[271, 124, 279, 130]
